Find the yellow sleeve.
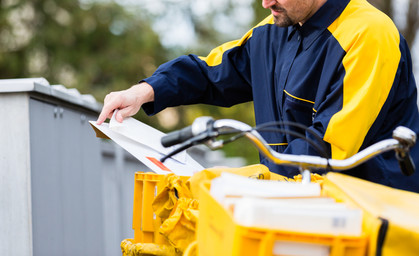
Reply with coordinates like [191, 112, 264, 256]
[324, 0, 401, 159]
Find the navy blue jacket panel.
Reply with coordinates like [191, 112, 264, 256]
[142, 0, 419, 192]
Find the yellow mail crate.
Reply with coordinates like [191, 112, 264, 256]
[132, 172, 190, 244]
[132, 172, 166, 244]
[197, 182, 367, 256]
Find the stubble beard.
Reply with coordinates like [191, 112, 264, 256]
[271, 6, 296, 27]
[273, 14, 294, 27]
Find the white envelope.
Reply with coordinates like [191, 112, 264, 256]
[89, 117, 204, 176]
[108, 110, 187, 163]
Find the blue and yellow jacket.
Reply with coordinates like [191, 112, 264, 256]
[143, 0, 419, 192]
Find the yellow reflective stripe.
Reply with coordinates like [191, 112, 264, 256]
[324, 0, 400, 159]
[313, 108, 317, 113]
[284, 90, 315, 104]
[268, 143, 288, 146]
[198, 15, 274, 67]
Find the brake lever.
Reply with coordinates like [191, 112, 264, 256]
[395, 150, 415, 176]
[392, 126, 416, 176]
[160, 140, 194, 163]
[160, 130, 218, 162]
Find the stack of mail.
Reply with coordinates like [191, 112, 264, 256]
[210, 173, 363, 256]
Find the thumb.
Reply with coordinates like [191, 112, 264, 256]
[116, 107, 136, 122]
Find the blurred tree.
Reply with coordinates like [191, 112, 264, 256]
[0, 0, 168, 101]
[0, 0, 260, 164]
[140, 0, 260, 164]
[368, 0, 393, 18]
[368, 0, 418, 48]
[403, 0, 418, 48]
[252, 0, 270, 23]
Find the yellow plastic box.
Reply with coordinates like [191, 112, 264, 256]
[131, 172, 190, 244]
[132, 172, 166, 244]
[197, 182, 367, 256]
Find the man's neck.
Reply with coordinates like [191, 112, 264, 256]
[299, 0, 328, 26]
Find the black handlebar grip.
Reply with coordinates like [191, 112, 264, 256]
[161, 126, 194, 147]
[396, 151, 416, 176]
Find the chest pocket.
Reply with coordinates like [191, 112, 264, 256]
[282, 90, 315, 127]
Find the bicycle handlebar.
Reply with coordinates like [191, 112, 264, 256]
[161, 126, 194, 147]
[161, 116, 214, 147]
[161, 117, 416, 176]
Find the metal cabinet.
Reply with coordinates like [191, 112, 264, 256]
[29, 98, 105, 255]
[0, 79, 146, 256]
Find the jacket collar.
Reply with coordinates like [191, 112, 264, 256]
[287, 0, 350, 49]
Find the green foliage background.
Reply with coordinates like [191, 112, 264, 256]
[0, 0, 414, 165]
[0, 0, 267, 164]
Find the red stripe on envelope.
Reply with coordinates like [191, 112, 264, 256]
[146, 157, 172, 172]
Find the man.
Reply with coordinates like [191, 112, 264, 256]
[97, 0, 419, 192]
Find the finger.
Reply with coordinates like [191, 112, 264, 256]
[96, 110, 110, 125]
[116, 111, 124, 123]
[97, 103, 118, 124]
[116, 106, 138, 122]
[97, 91, 128, 124]
[116, 107, 131, 122]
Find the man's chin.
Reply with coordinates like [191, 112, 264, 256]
[273, 16, 293, 27]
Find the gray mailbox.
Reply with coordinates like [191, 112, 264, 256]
[0, 78, 148, 256]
